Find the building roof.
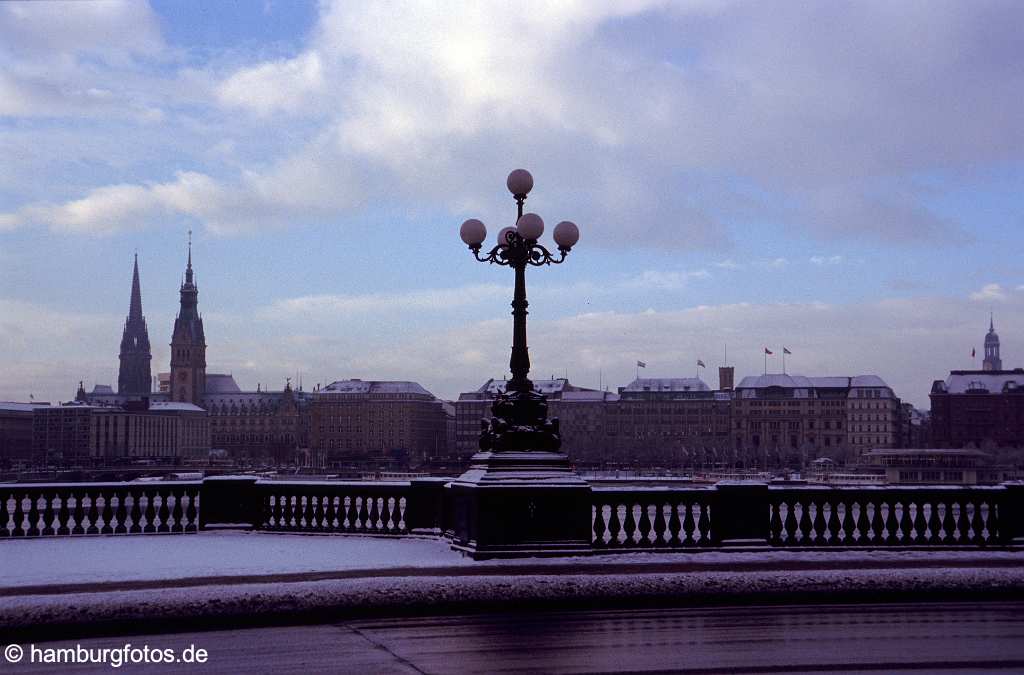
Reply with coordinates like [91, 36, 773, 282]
[149, 401, 205, 412]
[938, 370, 1024, 395]
[559, 390, 620, 402]
[0, 402, 49, 413]
[620, 377, 710, 393]
[89, 384, 115, 395]
[205, 373, 241, 393]
[320, 379, 435, 397]
[737, 374, 891, 390]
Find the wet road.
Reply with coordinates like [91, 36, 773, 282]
[9, 602, 1024, 673]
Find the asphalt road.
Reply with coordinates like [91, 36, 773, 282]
[7, 602, 1024, 673]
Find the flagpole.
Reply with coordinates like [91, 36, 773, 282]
[764, 349, 767, 375]
[782, 348, 786, 375]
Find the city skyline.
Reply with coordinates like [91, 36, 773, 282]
[2, 1, 1023, 407]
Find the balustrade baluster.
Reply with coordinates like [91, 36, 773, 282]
[825, 501, 840, 545]
[389, 496, 403, 533]
[302, 494, 315, 530]
[282, 491, 295, 529]
[171, 488, 185, 532]
[114, 490, 128, 534]
[697, 502, 712, 546]
[652, 502, 668, 547]
[622, 501, 638, 546]
[11, 491, 26, 536]
[313, 494, 326, 531]
[141, 491, 156, 533]
[769, 502, 783, 545]
[880, 501, 896, 545]
[184, 487, 198, 532]
[796, 501, 811, 545]
[345, 495, 357, 532]
[637, 502, 653, 547]
[911, 500, 926, 545]
[71, 490, 85, 535]
[896, 501, 911, 544]
[810, 500, 825, 544]
[155, 490, 170, 533]
[42, 491, 57, 536]
[782, 500, 797, 546]
[667, 501, 682, 547]
[324, 495, 337, 531]
[269, 493, 282, 529]
[24, 493, 41, 537]
[938, 501, 953, 544]
[971, 501, 987, 546]
[852, 500, 867, 545]
[127, 490, 142, 534]
[357, 495, 370, 532]
[368, 495, 381, 533]
[85, 491, 100, 535]
[100, 490, 114, 535]
[682, 502, 697, 546]
[925, 499, 940, 545]
[592, 504, 607, 547]
[606, 502, 622, 547]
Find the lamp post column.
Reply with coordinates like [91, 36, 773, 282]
[448, 168, 592, 559]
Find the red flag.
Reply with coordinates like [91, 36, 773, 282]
[764, 348, 773, 355]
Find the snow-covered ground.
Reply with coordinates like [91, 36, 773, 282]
[2, 530, 1023, 590]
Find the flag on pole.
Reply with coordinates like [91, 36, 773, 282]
[972, 348, 976, 358]
[636, 360, 646, 368]
[697, 359, 706, 368]
[764, 348, 773, 355]
[783, 347, 792, 355]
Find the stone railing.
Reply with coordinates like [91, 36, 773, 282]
[2, 477, 1021, 555]
[589, 482, 1023, 550]
[0, 481, 201, 537]
[591, 487, 716, 549]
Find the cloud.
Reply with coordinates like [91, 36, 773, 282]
[217, 52, 325, 116]
[970, 283, 1007, 302]
[620, 269, 710, 291]
[5, 2, 1022, 247]
[810, 255, 843, 266]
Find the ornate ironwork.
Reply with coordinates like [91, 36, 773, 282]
[464, 183, 573, 453]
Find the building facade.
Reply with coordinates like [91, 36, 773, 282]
[311, 380, 448, 467]
[0, 402, 45, 467]
[930, 369, 1024, 448]
[31, 401, 209, 465]
[733, 374, 898, 463]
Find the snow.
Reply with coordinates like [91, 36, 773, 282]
[5, 565, 1024, 638]
[2, 531, 1023, 590]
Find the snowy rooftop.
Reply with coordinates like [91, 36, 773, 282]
[320, 379, 435, 397]
[939, 370, 1024, 394]
[149, 401, 205, 412]
[736, 374, 891, 393]
[620, 377, 710, 393]
[0, 402, 48, 413]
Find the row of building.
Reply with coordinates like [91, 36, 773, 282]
[1, 245, 1021, 469]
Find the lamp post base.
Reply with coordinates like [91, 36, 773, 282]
[447, 451, 593, 559]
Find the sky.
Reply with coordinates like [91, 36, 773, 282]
[1, 0, 1022, 408]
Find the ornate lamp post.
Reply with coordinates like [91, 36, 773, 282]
[459, 169, 580, 454]
[449, 169, 590, 559]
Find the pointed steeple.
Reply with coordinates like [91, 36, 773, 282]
[128, 253, 143, 322]
[983, 313, 1002, 371]
[989, 312, 995, 334]
[118, 254, 152, 394]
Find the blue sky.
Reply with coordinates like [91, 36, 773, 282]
[1, 1, 1022, 408]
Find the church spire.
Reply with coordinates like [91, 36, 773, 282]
[118, 254, 152, 394]
[983, 313, 1002, 371]
[170, 232, 206, 405]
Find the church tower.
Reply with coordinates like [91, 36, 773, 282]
[117, 254, 152, 394]
[983, 314, 1002, 371]
[169, 234, 206, 405]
